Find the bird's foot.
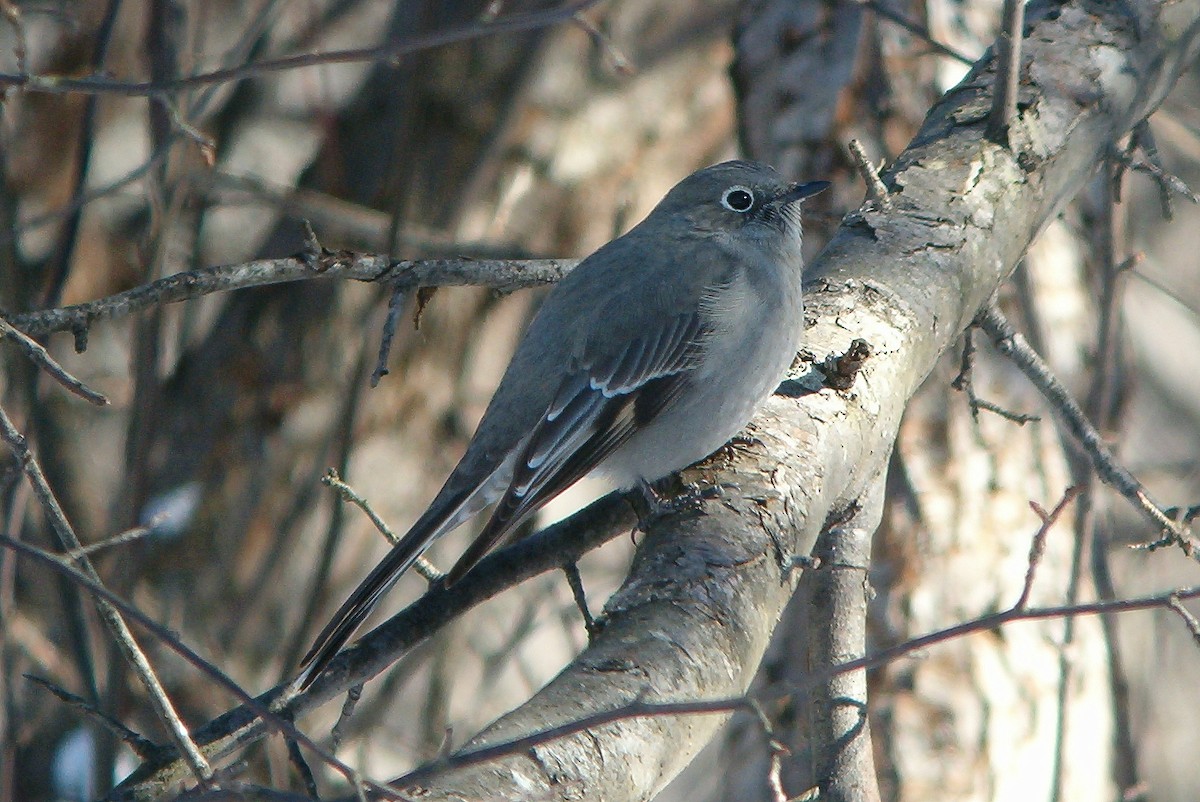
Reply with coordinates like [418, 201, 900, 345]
[631, 477, 720, 529]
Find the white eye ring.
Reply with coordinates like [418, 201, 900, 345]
[721, 185, 755, 213]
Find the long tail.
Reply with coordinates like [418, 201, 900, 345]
[297, 477, 488, 689]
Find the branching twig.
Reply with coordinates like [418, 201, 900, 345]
[1166, 595, 1200, 648]
[322, 468, 442, 582]
[0, 405, 214, 784]
[952, 325, 1040, 424]
[117, 493, 637, 796]
[1017, 487, 1081, 611]
[24, 674, 158, 759]
[0, 533, 404, 801]
[10, 253, 577, 344]
[0, 318, 108, 404]
[0, 0, 602, 97]
[1114, 121, 1199, 218]
[975, 302, 1195, 553]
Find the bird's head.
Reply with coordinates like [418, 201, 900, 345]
[651, 160, 829, 244]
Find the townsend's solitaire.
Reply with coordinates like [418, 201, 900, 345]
[299, 160, 828, 687]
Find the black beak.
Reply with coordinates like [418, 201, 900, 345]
[774, 180, 831, 206]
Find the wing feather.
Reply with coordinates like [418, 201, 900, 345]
[444, 311, 709, 584]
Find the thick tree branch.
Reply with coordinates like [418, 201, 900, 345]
[805, 480, 886, 802]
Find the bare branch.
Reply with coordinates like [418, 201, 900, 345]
[382, 580, 1200, 791]
[112, 492, 636, 797]
[0, 532, 403, 800]
[0, 405, 213, 784]
[10, 254, 577, 343]
[976, 302, 1193, 551]
[0, 1, 602, 97]
[0, 318, 108, 405]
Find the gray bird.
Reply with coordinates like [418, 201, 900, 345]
[299, 160, 827, 688]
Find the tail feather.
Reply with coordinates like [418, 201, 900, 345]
[298, 520, 438, 688]
[297, 471, 497, 689]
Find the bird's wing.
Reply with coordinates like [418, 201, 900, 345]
[299, 311, 710, 688]
[444, 310, 710, 584]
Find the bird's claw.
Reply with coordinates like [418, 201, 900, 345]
[632, 478, 720, 529]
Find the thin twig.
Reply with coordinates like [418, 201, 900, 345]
[987, 0, 1025, 145]
[0, 0, 603, 97]
[746, 700, 790, 802]
[162, 96, 217, 165]
[848, 139, 889, 207]
[323, 469, 398, 544]
[1134, 122, 1177, 218]
[0, 318, 108, 404]
[285, 737, 319, 799]
[1017, 487, 1081, 611]
[855, 0, 974, 65]
[62, 521, 157, 559]
[330, 682, 364, 753]
[24, 674, 158, 758]
[281, 342, 373, 678]
[952, 325, 1040, 424]
[1112, 150, 1200, 211]
[321, 468, 442, 582]
[562, 561, 599, 640]
[371, 285, 408, 387]
[1166, 595, 1200, 648]
[571, 12, 635, 76]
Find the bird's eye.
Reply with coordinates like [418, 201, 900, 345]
[720, 186, 755, 213]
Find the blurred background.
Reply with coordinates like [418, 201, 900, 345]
[1, 1, 1198, 800]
